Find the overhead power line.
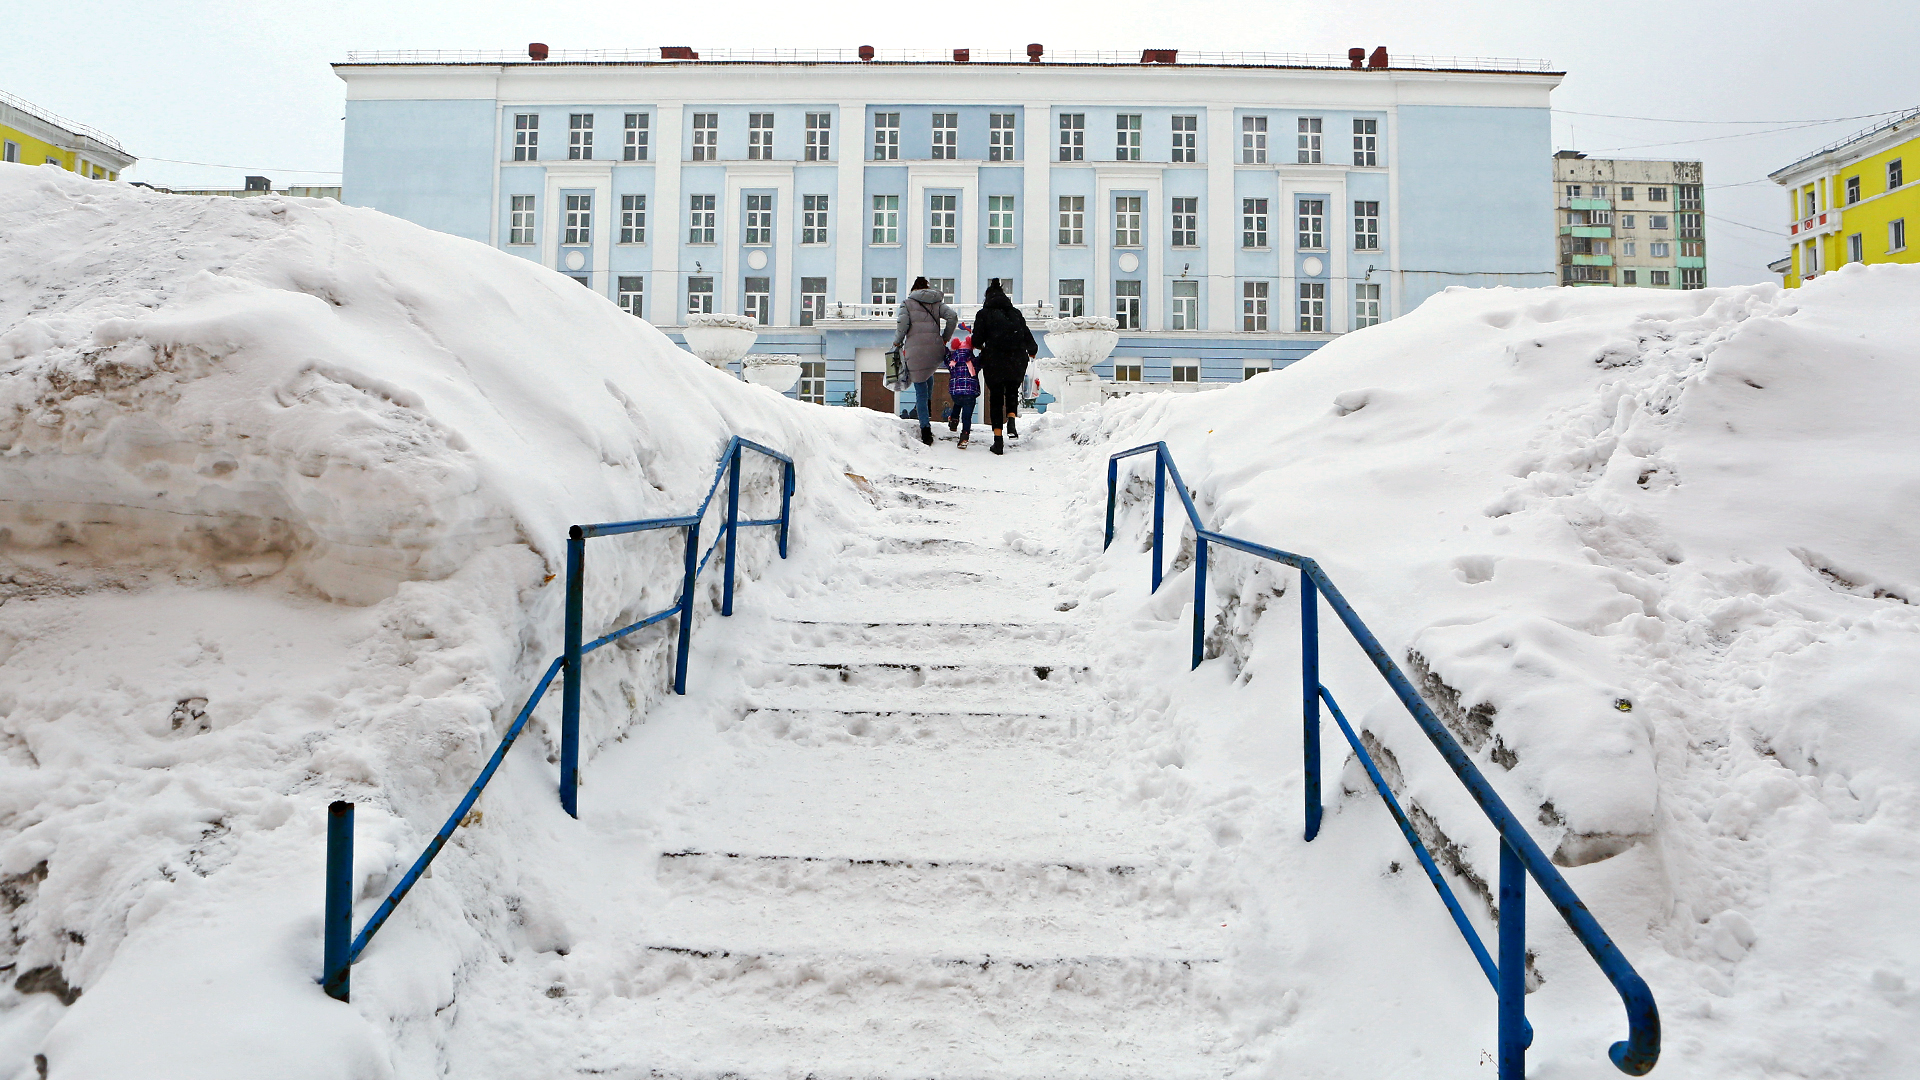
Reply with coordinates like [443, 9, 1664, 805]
[1554, 107, 1909, 126]
[136, 156, 342, 175]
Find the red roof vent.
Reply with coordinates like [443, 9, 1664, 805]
[859, 45, 875, 60]
[660, 46, 699, 60]
[528, 43, 549, 61]
[1026, 43, 1044, 62]
[953, 48, 970, 62]
[1141, 49, 1177, 64]
[1368, 46, 1389, 69]
[1348, 48, 1366, 69]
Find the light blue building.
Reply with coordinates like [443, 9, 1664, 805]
[335, 47, 1562, 406]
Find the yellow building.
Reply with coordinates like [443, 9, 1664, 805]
[1, 89, 136, 180]
[1771, 107, 1918, 287]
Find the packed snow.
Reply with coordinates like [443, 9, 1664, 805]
[1, 161, 1916, 1080]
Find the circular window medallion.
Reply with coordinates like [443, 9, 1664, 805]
[563, 249, 587, 271]
[1301, 256, 1325, 278]
[1116, 251, 1141, 274]
[746, 249, 770, 270]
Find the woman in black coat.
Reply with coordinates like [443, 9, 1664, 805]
[969, 280, 1037, 455]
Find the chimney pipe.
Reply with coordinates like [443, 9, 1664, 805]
[1026, 43, 1044, 62]
[528, 42, 549, 61]
[1348, 48, 1365, 69]
[1368, 46, 1389, 69]
[858, 44, 875, 60]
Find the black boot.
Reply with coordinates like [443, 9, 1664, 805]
[1006, 415, 1019, 439]
[920, 427, 934, 446]
[991, 435, 1005, 455]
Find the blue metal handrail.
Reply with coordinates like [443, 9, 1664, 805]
[1105, 442, 1659, 1078]
[321, 436, 794, 1003]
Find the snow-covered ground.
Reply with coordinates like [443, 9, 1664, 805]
[1, 162, 1916, 1079]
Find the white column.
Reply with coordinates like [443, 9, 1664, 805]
[722, 172, 744, 314]
[589, 170, 614, 299]
[835, 101, 865, 304]
[1385, 104, 1401, 321]
[773, 169, 796, 325]
[652, 103, 684, 325]
[1092, 174, 1111, 323]
[907, 170, 924, 284]
[488, 103, 503, 248]
[1205, 105, 1236, 331]
[1022, 103, 1052, 308]
[1145, 173, 1165, 329]
[959, 171, 980, 307]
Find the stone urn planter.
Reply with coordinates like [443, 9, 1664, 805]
[741, 353, 804, 394]
[682, 313, 760, 371]
[1041, 315, 1120, 411]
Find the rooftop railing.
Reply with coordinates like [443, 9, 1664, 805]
[0, 89, 130, 157]
[340, 48, 1556, 72]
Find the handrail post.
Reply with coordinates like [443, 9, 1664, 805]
[1191, 536, 1208, 669]
[721, 443, 742, 616]
[1104, 456, 1118, 550]
[674, 522, 699, 694]
[778, 460, 794, 559]
[322, 800, 354, 1002]
[1151, 449, 1166, 592]
[1301, 570, 1322, 841]
[1500, 838, 1530, 1079]
[560, 528, 585, 818]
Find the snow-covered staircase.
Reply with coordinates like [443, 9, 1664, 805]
[537, 457, 1240, 1078]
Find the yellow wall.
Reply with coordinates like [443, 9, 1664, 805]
[1786, 131, 1918, 286]
[0, 121, 119, 180]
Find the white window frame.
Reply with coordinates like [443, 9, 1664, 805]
[624, 113, 649, 161]
[1650, 241, 1671, 258]
[1354, 282, 1380, 328]
[509, 195, 535, 245]
[1622, 269, 1638, 286]
[1059, 113, 1085, 162]
[872, 195, 899, 245]
[1113, 362, 1142, 383]
[1353, 118, 1378, 167]
[928, 194, 957, 246]
[870, 276, 899, 305]
[1891, 218, 1908, 252]
[1171, 115, 1197, 163]
[688, 194, 716, 245]
[1058, 278, 1085, 317]
[798, 359, 826, 404]
[1681, 267, 1704, 290]
[1890, 158, 1905, 190]
[569, 113, 594, 160]
[1297, 198, 1325, 250]
[563, 193, 592, 245]
[1171, 363, 1200, 384]
[1242, 198, 1268, 249]
[931, 112, 958, 159]
[1171, 196, 1197, 247]
[1242, 116, 1267, 163]
[1058, 196, 1085, 246]
[1622, 240, 1637, 257]
[617, 276, 645, 317]
[1297, 116, 1322, 164]
[1114, 195, 1142, 248]
[745, 193, 773, 246]
[1242, 280, 1269, 331]
[927, 277, 955, 302]
[743, 276, 771, 324]
[1114, 279, 1142, 330]
[1354, 200, 1379, 250]
[513, 114, 538, 161]
[1298, 282, 1326, 332]
[619, 194, 646, 244]
[692, 113, 718, 161]
[806, 112, 831, 161]
[1649, 269, 1671, 287]
[687, 276, 714, 313]
[800, 277, 827, 326]
[1172, 280, 1199, 330]
[1116, 114, 1142, 161]
[872, 112, 899, 161]
[989, 113, 1017, 161]
[987, 195, 1016, 246]
[802, 194, 830, 245]
[748, 113, 774, 160]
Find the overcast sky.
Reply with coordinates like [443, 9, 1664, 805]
[11, 0, 1920, 286]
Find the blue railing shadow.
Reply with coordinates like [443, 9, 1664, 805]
[321, 436, 794, 1003]
[1106, 441, 1659, 1078]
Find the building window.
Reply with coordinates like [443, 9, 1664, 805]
[798, 360, 826, 403]
[1058, 196, 1085, 246]
[1244, 363, 1270, 381]
[1242, 198, 1268, 249]
[873, 113, 899, 160]
[623, 113, 649, 160]
[989, 113, 1016, 161]
[509, 195, 536, 244]
[1804, 190, 1818, 218]
[928, 194, 957, 245]
[1114, 280, 1142, 329]
[932, 112, 958, 159]
[1114, 196, 1142, 248]
[569, 114, 594, 159]
[1354, 200, 1379, 250]
[1, 141, 17, 163]
[1649, 186, 1668, 202]
[563, 194, 592, 245]
[688, 194, 716, 244]
[802, 194, 829, 244]
[617, 276, 645, 317]
[1650, 241, 1670, 258]
[1650, 214, 1669, 231]
[568, 275, 591, 288]
[1678, 213, 1703, 241]
[1677, 184, 1701, 210]
[1622, 269, 1638, 285]
[1649, 270, 1670, 287]
[1297, 117, 1322, 164]
[743, 277, 771, 324]
[871, 277, 898, 305]
[1058, 279, 1085, 316]
[688, 276, 714, 313]
[1565, 184, 1582, 199]
[1620, 214, 1635, 230]
[805, 112, 830, 161]
[1890, 159, 1905, 190]
[1113, 363, 1142, 383]
[1622, 241, 1637, 256]
[1116, 114, 1142, 161]
[872, 195, 899, 244]
[1845, 229, 1861, 262]
[1592, 184, 1609, 199]
[748, 113, 774, 160]
[1059, 113, 1085, 161]
[1353, 118, 1377, 167]
[1845, 176, 1861, 205]
[1171, 364, 1199, 383]
[1620, 186, 1635, 201]
[800, 277, 827, 326]
[619, 195, 646, 244]
[745, 194, 773, 245]
[1890, 218, 1907, 252]
[988, 195, 1016, 246]
[927, 277, 955, 302]
[1172, 280, 1199, 329]
[692, 113, 718, 161]
[1242, 116, 1267, 163]
[1298, 282, 1325, 332]
[1354, 283, 1380, 327]
[1242, 281, 1268, 331]
[1297, 199, 1325, 250]
[514, 114, 538, 160]
[1171, 196, 1197, 247]
[1172, 115, 1197, 162]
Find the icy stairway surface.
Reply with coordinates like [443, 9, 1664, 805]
[437, 448, 1246, 1080]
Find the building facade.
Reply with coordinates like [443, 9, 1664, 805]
[1771, 107, 1917, 288]
[1551, 152, 1704, 289]
[155, 175, 344, 200]
[1, 89, 135, 180]
[335, 47, 1561, 404]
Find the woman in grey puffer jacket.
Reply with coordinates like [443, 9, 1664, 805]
[891, 276, 958, 446]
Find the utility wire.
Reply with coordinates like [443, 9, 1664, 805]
[1707, 213, 1786, 237]
[135, 156, 342, 174]
[1554, 108, 1908, 126]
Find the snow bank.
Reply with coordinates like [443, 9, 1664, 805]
[0, 164, 888, 1078]
[1080, 267, 1920, 1076]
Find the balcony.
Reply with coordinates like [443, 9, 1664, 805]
[812, 300, 1056, 327]
[1789, 209, 1842, 238]
[1569, 254, 1614, 266]
[1560, 225, 1613, 238]
[1563, 197, 1613, 211]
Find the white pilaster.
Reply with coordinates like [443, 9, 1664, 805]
[652, 103, 684, 325]
[835, 101, 865, 304]
[1205, 105, 1236, 331]
[1022, 103, 1051, 308]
